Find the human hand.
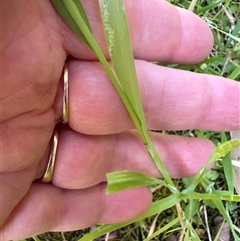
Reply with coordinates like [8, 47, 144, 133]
[1, 0, 239, 240]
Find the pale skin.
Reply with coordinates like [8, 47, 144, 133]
[1, 0, 240, 240]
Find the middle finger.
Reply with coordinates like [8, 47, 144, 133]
[66, 60, 240, 134]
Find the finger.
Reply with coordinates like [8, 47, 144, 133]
[39, 127, 215, 189]
[67, 60, 240, 135]
[1, 183, 152, 240]
[58, 0, 213, 63]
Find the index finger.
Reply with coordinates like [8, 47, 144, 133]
[57, 0, 213, 63]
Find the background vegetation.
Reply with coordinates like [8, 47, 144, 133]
[25, 0, 239, 240]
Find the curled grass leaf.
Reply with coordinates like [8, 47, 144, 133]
[183, 139, 240, 193]
[106, 171, 166, 194]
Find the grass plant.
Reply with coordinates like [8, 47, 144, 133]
[22, 0, 239, 240]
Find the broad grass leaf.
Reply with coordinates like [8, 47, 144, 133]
[106, 171, 165, 194]
[98, 0, 146, 131]
[185, 199, 199, 220]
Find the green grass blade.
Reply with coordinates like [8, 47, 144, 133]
[32, 236, 41, 241]
[51, 0, 91, 48]
[185, 199, 199, 220]
[144, 217, 180, 241]
[232, 224, 240, 240]
[98, 0, 174, 186]
[187, 222, 201, 241]
[78, 194, 180, 241]
[200, 178, 240, 240]
[193, 191, 240, 202]
[71, 0, 91, 30]
[207, 21, 240, 43]
[183, 229, 190, 241]
[225, 20, 240, 48]
[221, 132, 234, 197]
[195, 0, 223, 15]
[228, 65, 240, 80]
[106, 171, 166, 194]
[99, 0, 145, 130]
[213, 221, 225, 241]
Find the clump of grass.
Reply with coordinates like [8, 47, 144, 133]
[23, 0, 239, 240]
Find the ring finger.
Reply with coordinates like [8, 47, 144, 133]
[39, 126, 215, 189]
